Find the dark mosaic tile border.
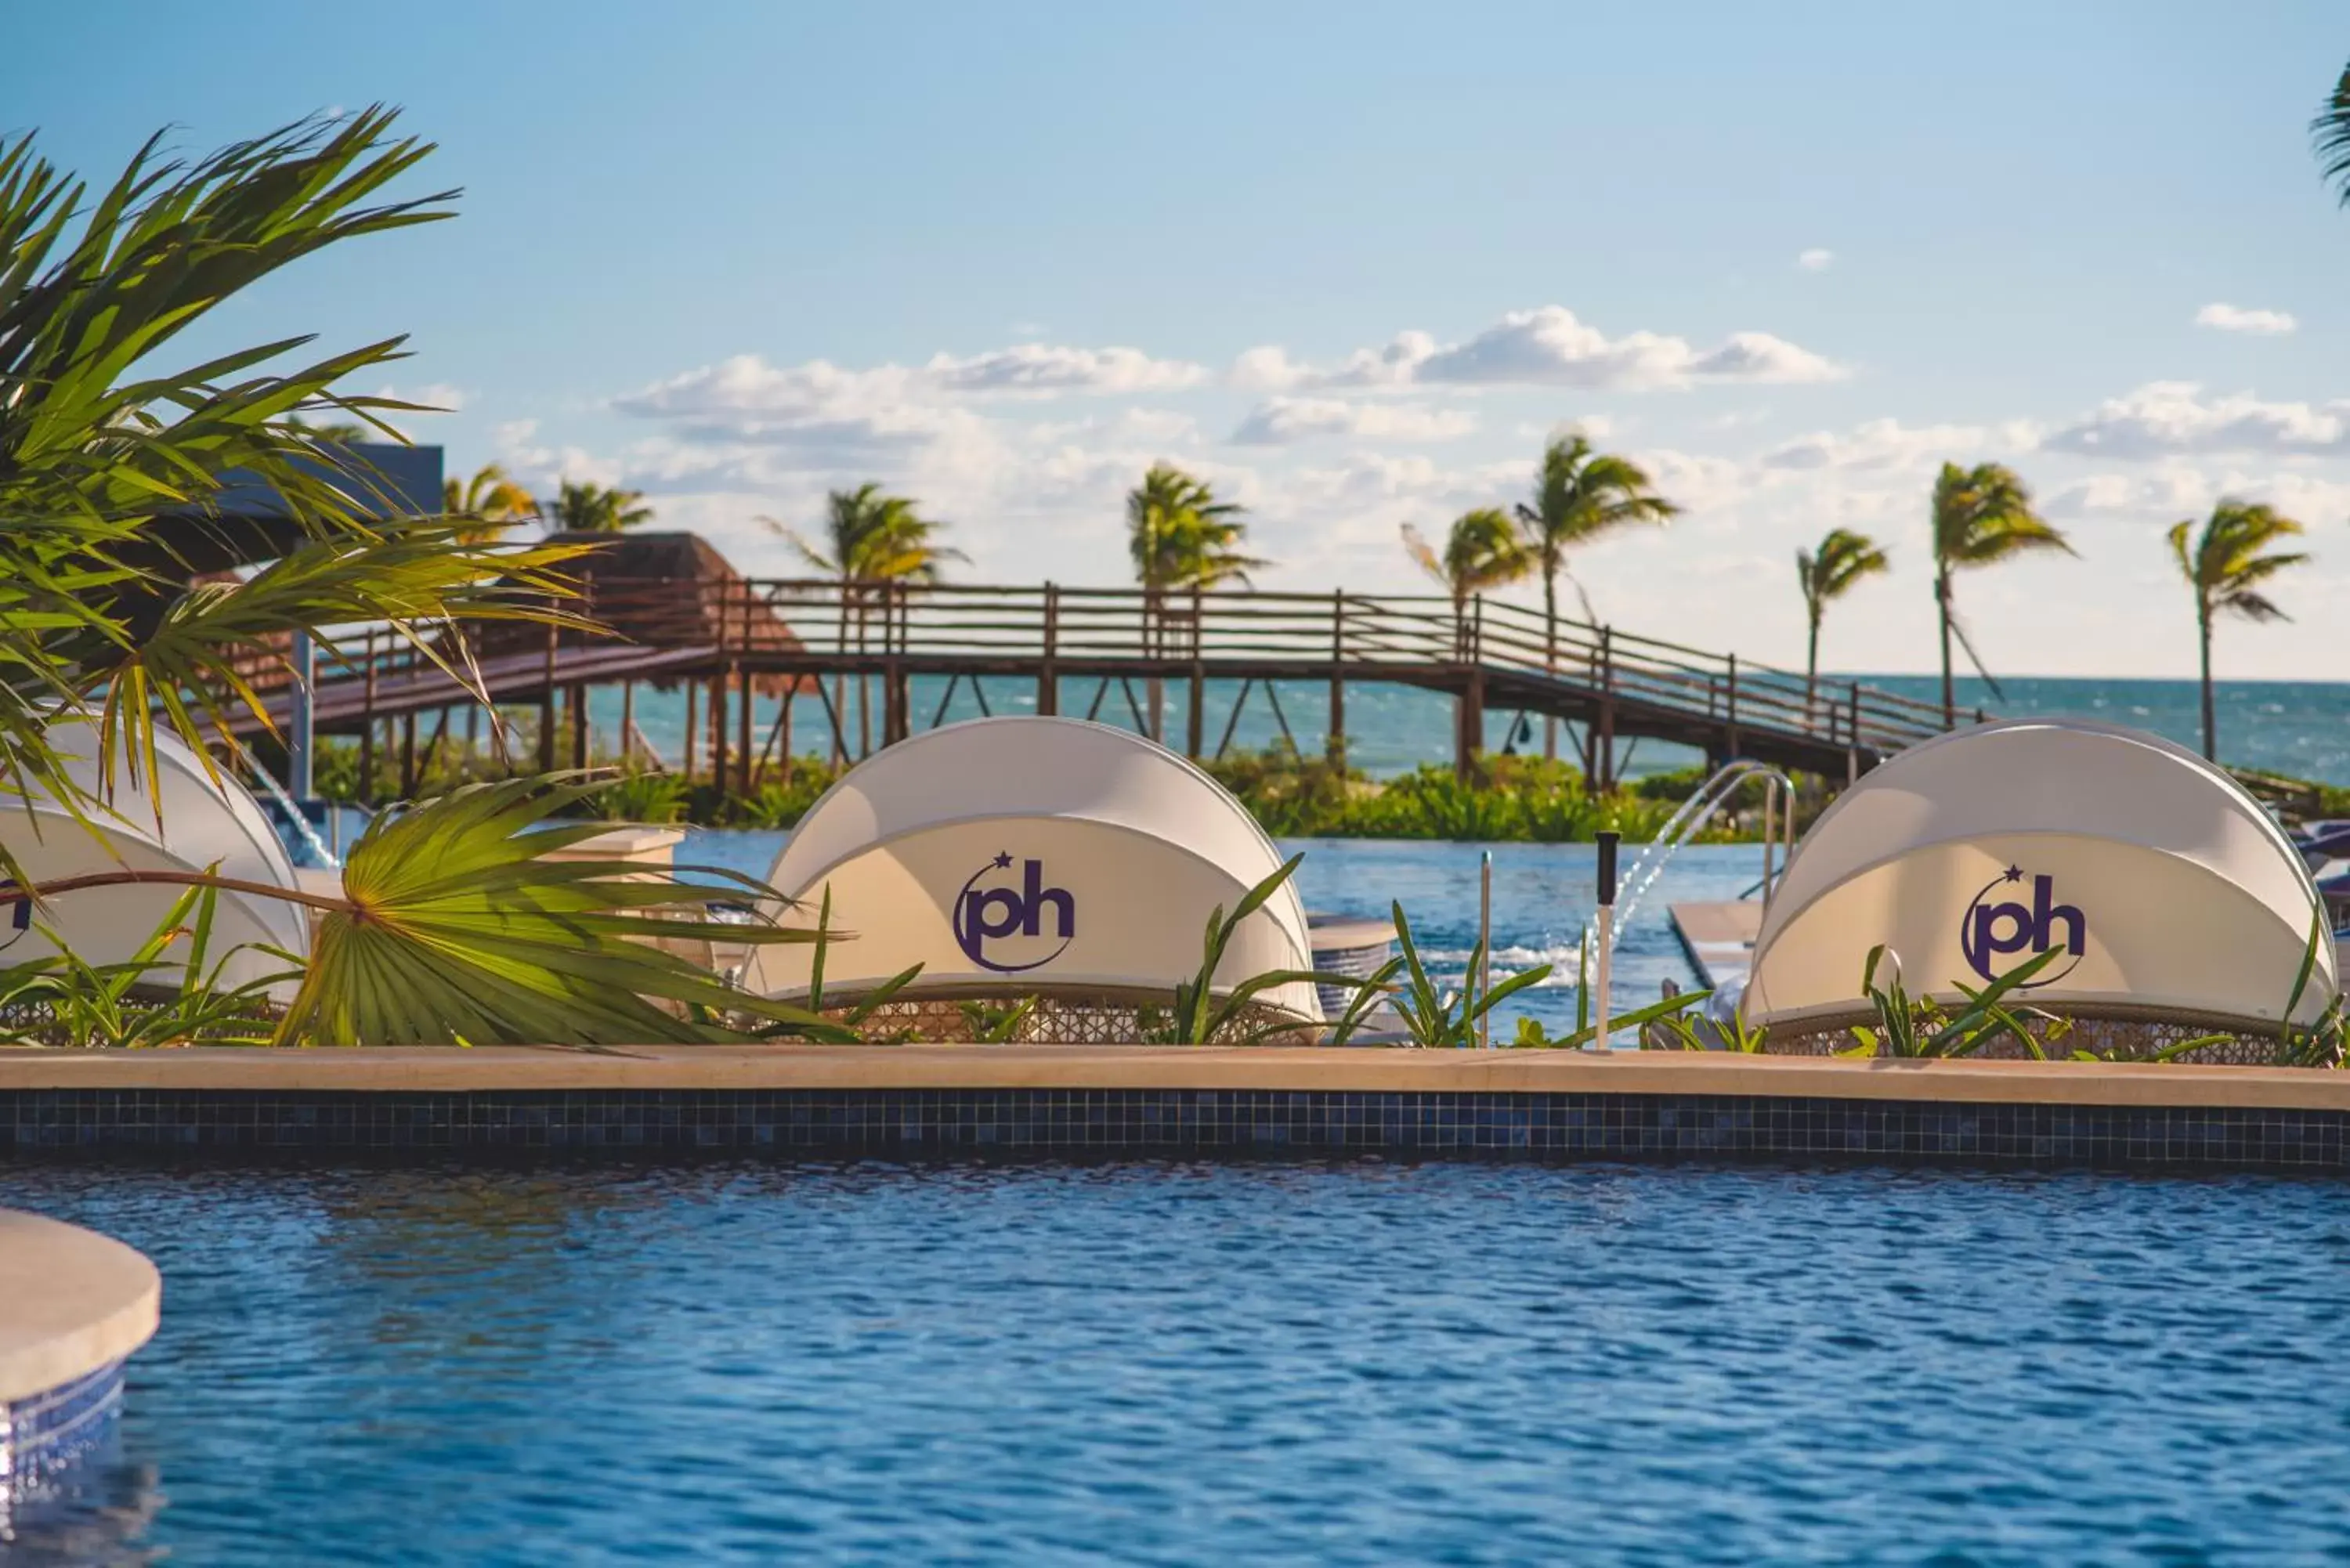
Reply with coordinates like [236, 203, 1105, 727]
[2, 1089, 2347, 1170]
[3, 1358, 122, 1490]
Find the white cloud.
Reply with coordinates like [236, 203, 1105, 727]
[1231, 397, 1476, 446]
[2047, 468, 2215, 518]
[616, 344, 1206, 424]
[2044, 381, 2350, 459]
[2194, 302, 2298, 336]
[1232, 306, 1844, 394]
[1759, 417, 2039, 472]
[1797, 248, 1835, 271]
[927, 344, 1207, 396]
[2050, 464, 2350, 524]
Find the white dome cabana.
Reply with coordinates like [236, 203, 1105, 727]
[744, 717, 1322, 1023]
[1744, 719, 2337, 1033]
[0, 721, 309, 990]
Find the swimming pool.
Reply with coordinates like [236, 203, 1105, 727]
[6, 1158, 2347, 1564]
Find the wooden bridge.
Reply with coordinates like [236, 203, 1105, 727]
[237, 578, 1973, 797]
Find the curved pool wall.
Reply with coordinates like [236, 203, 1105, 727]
[0, 1210, 161, 1501]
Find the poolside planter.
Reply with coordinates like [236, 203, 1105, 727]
[742, 717, 1322, 1024]
[1744, 719, 2339, 1035]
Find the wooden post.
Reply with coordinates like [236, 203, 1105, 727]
[358, 628, 378, 804]
[1039, 582, 1060, 717]
[569, 684, 588, 771]
[1725, 652, 1741, 762]
[1327, 589, 1346, 765]
[684, 679, 699, 782]
[1597, 626, 1616, 793]
[538, 619, 559, 773]
[779, 688, 795, 775]
[1186, 587, 1206, 758]
[1847, 684, 1862, 786]
[890, 583, 911, 745]
[1457, 667, 1486, 779]
[399, 710, 417, 797]
[619, 681, 635, 764]
[711, 674, 729, 797]
[737, 664, 754, 792]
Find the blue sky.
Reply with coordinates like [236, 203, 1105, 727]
[13, 2, 2350, 677]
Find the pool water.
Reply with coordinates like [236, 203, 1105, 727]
[682, 833, 1764, 1033]
[6, 1160, 2348, 1565]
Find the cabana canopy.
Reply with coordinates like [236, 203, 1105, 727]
[1744, 719, 2337, 1031]
[0, 722, 309, 992]
[743, 717, 1321, 1021]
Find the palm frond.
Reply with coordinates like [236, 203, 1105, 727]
[276, 774, 835, 1046]
[2313, 58, 2350, 207]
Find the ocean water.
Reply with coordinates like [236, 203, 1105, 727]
[579, 673, 2350, 786]
[9, 1161, 2350, 1565]
[686, 834, 1763, 1033]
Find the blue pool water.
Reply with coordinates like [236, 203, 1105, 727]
[6, 1160, 2350, 1564]
[683, 835, 1766, 1033]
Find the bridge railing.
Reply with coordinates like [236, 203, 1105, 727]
[297, 575, 1967, 760]
[674, 578, 1957, 756]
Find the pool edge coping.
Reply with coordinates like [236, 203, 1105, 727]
[5, 1046, 2350, 1111]
[0, 1209, 160, 1404]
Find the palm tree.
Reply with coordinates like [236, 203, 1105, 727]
[1126, 464, 1264, 740]
[1402, 510, 1536, 612]
[767, 484, 962, 760]
[1127, 464, 1263, 591]
[547, 479, 653, 533]
[1929, 461, 2072, 726]
[1795, 528, 1889, 699]
[2167, 501, 2308, 761]
[2313, 57, 2350, 205]
[1513, 435, 1678, 759]
[443, 462, 538, 544]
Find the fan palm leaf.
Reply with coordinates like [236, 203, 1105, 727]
[24, 775, 844, 1046]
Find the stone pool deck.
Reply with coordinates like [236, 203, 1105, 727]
[4, 1047, 2349, 1169]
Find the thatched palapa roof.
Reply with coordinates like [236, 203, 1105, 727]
[472, 531, 815, 695]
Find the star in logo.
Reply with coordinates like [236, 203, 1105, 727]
[2003, 864, 2024, 883]
[992, 851, 1014, 869]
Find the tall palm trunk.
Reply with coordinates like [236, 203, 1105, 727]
[1936, 569, 1955, 728]
[1805, 611, 1821, 709]
[2197, 602, 2217, 762]
[1541, 564, 1559, 762]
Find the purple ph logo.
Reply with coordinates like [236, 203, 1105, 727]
[952, 852, 1076, 973]
[1960, 865, 2085, 987]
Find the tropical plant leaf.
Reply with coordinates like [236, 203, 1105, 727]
[268, 774, 834, 1046]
